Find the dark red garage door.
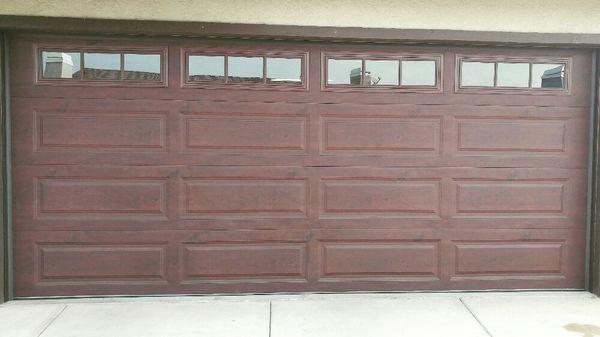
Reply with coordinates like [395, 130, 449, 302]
[11, 34, 590, 296]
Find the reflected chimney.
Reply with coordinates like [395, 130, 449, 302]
[43, 52, 74, 78]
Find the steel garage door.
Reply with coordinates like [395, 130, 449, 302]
[11, 34, 590, 296]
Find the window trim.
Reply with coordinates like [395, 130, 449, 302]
[321, 51, 443, 93]
[455, 54, 572, 95]
[34, 44, 168, 87]
[181, 48, 309, 91]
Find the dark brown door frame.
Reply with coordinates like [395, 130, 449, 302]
[589, 51, 600, 296]
[0, 16, 600, 299]
[0, 31, 9, 303]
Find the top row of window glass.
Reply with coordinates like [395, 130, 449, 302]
[41, 50, 162, 81]
[460, 60, 566, 89]
[326, 58, 437, 87]
[40, 48, 568, 91]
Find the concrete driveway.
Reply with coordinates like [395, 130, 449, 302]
[2, 291, 599, 337]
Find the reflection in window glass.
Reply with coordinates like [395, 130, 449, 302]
[83, 52, 121, 80]
[364, 60, 399, 86]
[42, 51, 81, 79]
[401, 60, 436, 86]
[532, 63, 565, 88]
[328, 59, 362, 85]
[266, 57, 302, 84]
[188, 55, 225, 82]
[496, 62, 529, 87]
[228, 56, 263, 83]
[123, 54, 161, 81]
[461, 61, 495, 87]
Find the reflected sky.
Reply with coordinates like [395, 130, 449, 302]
[189, 55, 225, 76]
[365, 60, 398, 85]
[124, 54, 161, 73]
[84, 53, 120, 70]
[328, 59, 362, 84]
[497, 62, 529, 87]
[401, 60, 436, 86]
[228, 56, 262, 78]
[461, 61, 494, 87]
[267, 57, 301, 81]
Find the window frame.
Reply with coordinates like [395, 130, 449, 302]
[455, 54, 572, 95]
[35, 44, 168, 87]
[321, 51, 443, 93]
[181, 48, 309, 91]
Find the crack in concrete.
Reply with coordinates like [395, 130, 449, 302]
[268, 301, 273, 337]
[37, 305, 67, 337]
[459, 297, 494, 337]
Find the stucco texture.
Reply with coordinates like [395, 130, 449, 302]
[1, 0, 600, 34]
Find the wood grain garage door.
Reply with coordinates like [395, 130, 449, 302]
[11, 34, 590, 296]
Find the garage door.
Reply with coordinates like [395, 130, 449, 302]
[11, 34, 590, 296]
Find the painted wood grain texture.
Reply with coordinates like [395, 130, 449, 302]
[10, 34, 591, 296]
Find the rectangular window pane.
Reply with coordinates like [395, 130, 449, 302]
[497, 62, 529, 87]
[532, 63, 565, 88]
[228, 56, 263, 83]
[83, 52, 121, 80]
[401, 60, 436, 86]
[123, 53, 161, 81]
[266, 57, 302, 84]
[42, 51, 81, 79]
[365, 60, 399, 86]
[461, 61, 495, 87]
[327, 59, 362, 85]
[188, 55, 225, 82]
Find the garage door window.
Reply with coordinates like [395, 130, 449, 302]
[123, 54, 162, 81]
[38, 46, 167, 86]
[531, 63, 566, 88]
[401, 60, 437, 86]
[188, 55, 225, 82]
[365, 60, 399, 85]
[83, 52, 121, 80]
[460, 61, 495, 87]
[496, 62, 530, 87]
[458, 56, 569, 92]
[228, 56, 263, 83]
[41, 51, 81, 79]
[323, 53, 441, 92]
[327, 59, 363, 85]
[184, 50, 307, 89]
[266, 57, 302, 84]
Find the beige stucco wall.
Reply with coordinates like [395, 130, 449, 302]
[2, 0, 600, 34]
